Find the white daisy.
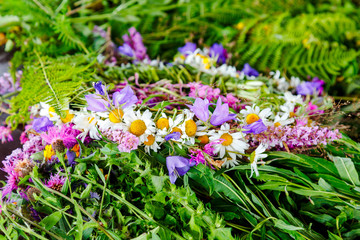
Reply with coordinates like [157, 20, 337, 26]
[97, 108, 126, 132]
[282, 92, 303, 105]
[270, 70, 289, 92]
[273, 114, 294, 127]
[39, 102, 60, 122]
[156, 113, 184, 136]
[279, 102, 297, 119]
[72, 112, 101, 141]
[143, 134, 163, 154]
[123, 109, 155, 144]
[178, 110, 198, 145]
[209, 123, 249, 167]
[240, 104, 272, 126]
[249, 143, 268, 178]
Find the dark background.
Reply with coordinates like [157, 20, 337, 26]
[0, 51, 21, 181]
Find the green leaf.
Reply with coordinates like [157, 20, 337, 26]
[273, 219, 304, 231]
[94, 164, 106, 184]
[187, 164, 215, 195]
[329, 154, 360, 186]
[80, 183, 92, 199]
[39, 211, 62, 230]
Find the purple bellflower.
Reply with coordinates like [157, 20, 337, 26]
[166, 156, 195, 184]
[210, 97, 237, 126]
[209, 43, 228, 64]
[165, 132, 181, 141]
[85, 83, 138, 112]
[242, 63, 259, 77]
[187, 98, 212, 122]
[85, 94, 109, 112]
[178, 42, 197, 55]
[296, 77, 325, 96]
[118, 43, 134, 57]
[113, 85, 138, 109]
[243, 119, 267, 134]
[32, 117, 54, 133]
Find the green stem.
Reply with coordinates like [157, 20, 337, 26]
[45, 186, 115, 240]
[99, 165, 112, 219]
[57, 152, 73, 198]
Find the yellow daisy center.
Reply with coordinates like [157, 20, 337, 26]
[144, 135, 155, 146]
[197, 135, 209, 145]
[289, 112, 296, 118]
[156, 118, 169, 130]
[49, 107, 55, 118]
[130, 119, 147, 137]
[246, 113, 260, 124]
[220, 133, 233, 146]
[274, 122, 281, 127]
[44, 145, 55, 161]
[61, 110, 74, 123]
[171, 127, 183, 135]
[109, 109, 124, 123]
[185, 119, 197, 137]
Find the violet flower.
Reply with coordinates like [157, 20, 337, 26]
[118, 43, 134, 57]
[242, 63, 259, 77]
[165, 132, 181, 141]
[113, 85, 138, 109]
[178, 42, 196, 55]
[32, 117, 54, 133]
[296, 77, 325, 96]
[187, 98, 212, 122]
[243, 119, 267, 134]
[122, 27, 148, 61]
[210, 97, 237, 126]
[166, 156, 195, 184]
[209, 43, 228, 64]
[93, 81, 107, 96]
[66, 149, 77, 165]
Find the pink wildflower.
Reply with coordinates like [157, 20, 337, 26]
[251, 126, 341, 150]
[23, 135, 45, 156]
[189, 149, 206, 165]
[221, 93, 241, 112]
[45, 174, 66, 191]
[41, 124, 81, 149]
[188, 82, 221, 101]
[1, 149, 29, 198]
[306, 102, 324, 115]
[0, 125, 13, 143]
[103, 129, 139, 153]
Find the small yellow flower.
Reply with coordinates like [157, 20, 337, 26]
[44, 145, 55, 161]
[0, 33, 7, 46]
[235, 22, 245, 30]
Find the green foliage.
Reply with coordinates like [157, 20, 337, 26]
[0, 143, 235, 239]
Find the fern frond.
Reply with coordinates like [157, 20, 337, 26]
[7, 54, 94, 128]
[53, 15, 89, 54]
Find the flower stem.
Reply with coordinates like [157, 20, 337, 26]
[99, 165, 112, 220]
